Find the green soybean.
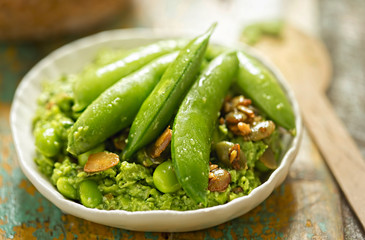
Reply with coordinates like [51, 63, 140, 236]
[153, 160, 181, 193]
[122, 23, 216, 160]
[236, 52, 295, 130]
[34, 122, 61, 157]
[57, 177, 78, 200]
[79, 180, 102, 208]
[171, 51, 238, 205]
[67, 52, 178, 156]
[73, 40, 187, 111]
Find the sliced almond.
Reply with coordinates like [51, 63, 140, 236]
[149, 126, 172, 158]
[84, 152, 119, 173]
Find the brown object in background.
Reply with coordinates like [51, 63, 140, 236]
[0, 0, 130, 41]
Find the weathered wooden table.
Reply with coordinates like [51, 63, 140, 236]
[1, 1, 364, 239]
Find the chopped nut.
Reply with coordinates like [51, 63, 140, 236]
[209, 172, 215, 179]
[237, 122, 251, 136]
[237, 105, 255, 118]
[84, 152, 119, 173]
[231, 96, 245, 107]
[223, 95, 233, 113]
[219, 117, 225, 125]
[242, 98, 252, 106]
[210, 164, 219, 171]
[225, 111, 247, 124]
[229, 144, 242, 170]
[215, 141, 246, 170]
[228, 124, 241, 135]
[149, 126, 172, 158]
[208, 168, 231, 192]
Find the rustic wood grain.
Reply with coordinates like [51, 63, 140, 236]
[319, 1, 365, 237]
[255, 26, 365, 231]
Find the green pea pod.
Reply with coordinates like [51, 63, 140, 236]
[171, 51, 238, 205]
[73, 40, 187, 111]
[237, 52, 295, 131]
[122, 24, 217, 160]
[67, 52, 179, 156]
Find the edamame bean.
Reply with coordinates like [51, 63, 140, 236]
[79, 180, 102, 208]
[153, 160, 181, 193]
[122, 23, 216, 160]
[34, 122, 61, 157]
[73, 40, 187, 111]
[56, 177, 78, 200]
[171, 51, 238, 205]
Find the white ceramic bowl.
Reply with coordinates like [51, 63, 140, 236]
[11, 29, 302, 232]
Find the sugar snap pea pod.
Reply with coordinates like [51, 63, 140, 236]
[67, 52, 179, 156]
[171, 51, 238, 205]
[122, 24, 216, 160]
[237, 52, 295, 131]
[73, 40, 187, 111]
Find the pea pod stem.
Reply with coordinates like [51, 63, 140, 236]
[236, 52, 295, 131]
[73, 40, 187, 111]
[122, 24, 217, 160]
[67, 52, 179, 156]
[171, 51, 238, 205]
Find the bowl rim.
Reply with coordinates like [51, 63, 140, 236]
[10, 28, 303, 229]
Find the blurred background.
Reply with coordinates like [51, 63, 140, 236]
[0, 0, 364, 238]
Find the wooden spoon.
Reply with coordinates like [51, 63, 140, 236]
[254, 25, 365, 229]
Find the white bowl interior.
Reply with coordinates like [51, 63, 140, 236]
[10, 29, 302, 232]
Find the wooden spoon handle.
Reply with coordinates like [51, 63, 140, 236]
[295, 87, 365, 228]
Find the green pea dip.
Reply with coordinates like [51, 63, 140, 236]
[32, 50, 283, 211]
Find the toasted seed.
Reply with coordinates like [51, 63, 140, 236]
[242, 98, 252, 106]
[237, 122, 251, 135]
[225, 111, 247, 124]
[231, 95, 245, 107]
[237, 105, 255, 118]
[228, 124, 241, 135]
[210, 164, 219, 171]
[229, 150, 237, 163]
[229, 144, 243, 170]
[208, 168, 231, 192]
[259, 148, 278, 169]
[84, 152, 119, 173]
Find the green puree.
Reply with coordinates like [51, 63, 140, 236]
[33, 51, 279, 211]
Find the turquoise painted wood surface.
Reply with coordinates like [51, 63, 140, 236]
[0, 27, 344, 239]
